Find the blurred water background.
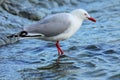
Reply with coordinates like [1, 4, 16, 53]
[0, 0, 120, 80]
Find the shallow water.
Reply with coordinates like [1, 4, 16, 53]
[0, 0, 120, 80]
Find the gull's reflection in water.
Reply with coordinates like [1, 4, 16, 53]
[19, 54, 80, 80]
[55, 55, 67, 65]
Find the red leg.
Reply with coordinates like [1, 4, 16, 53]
[56, 46, 61, 55]
[56, 41, 64, 56]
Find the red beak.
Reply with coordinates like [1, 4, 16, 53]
[88, 17, 96, 22]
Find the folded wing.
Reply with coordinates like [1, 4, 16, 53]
[24, 13, 72, 37]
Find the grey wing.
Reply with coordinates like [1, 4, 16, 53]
[24, 13, 71, 37]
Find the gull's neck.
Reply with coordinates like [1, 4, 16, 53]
[70, 11, 84, 23]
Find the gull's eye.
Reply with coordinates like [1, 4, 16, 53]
[84, 13, 87, 16]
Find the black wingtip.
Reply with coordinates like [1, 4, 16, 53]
[7, 31, 28, 38]
[7, 31, 43, 38]
[19, 31, 28, 37]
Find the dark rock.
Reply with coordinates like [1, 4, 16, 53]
[85, 45, 101, 51]
[2, 4, 19, 15]
[1, 0, 21, 15]
[19, 10, 40, 21]
[103, 49, 116, 54]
